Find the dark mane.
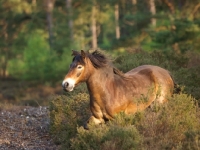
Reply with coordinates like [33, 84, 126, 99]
[88, 50, 110, 68]
[113, 67, 129, 79]
[88, 50, 129, 79]
[72, 50, 128, 78]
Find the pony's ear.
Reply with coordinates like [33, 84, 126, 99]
[72, 50, 80, 56]
[81, 50, 86, 58]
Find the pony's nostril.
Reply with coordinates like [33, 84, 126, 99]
[64, 82, 69, 88]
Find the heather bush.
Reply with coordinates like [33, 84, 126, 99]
[50, 92, 199, 149]
[49, 92, 90, 147]
[136, 94, 200, 149]
[50, 90, 200, 149]
[50, 93, 141, 150]
[70, 120, 141, 150]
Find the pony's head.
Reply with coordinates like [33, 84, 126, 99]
[62, 50, 109, 91]
[62, 50, 87, 91]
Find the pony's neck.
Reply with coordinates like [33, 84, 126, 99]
[86, 65, 128, 98]
[86, 66, 114, 93]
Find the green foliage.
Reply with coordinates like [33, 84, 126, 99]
[23, 33, 51, 80]
[114, 50, 187, 72]
[143, 18, 200, 52]
[8, 31, 74, 82]
[70, 123, 140, 150]
[174, 67, 200, 99]
[53, 47, 77, 79]
[2, 0, 200, 80]
[8, 32, 53, 81]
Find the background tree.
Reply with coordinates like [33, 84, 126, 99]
[149, 0, 156, 26]
[91, 1, 98, 49]
[115, 3, 120, 39]
[66, 0, 74, 41]
[0, 0, 200, 80]
[44, 0, 56, 49]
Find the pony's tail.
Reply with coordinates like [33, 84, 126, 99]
[169, 73, 181, 94]
[173, 83, 182, 94]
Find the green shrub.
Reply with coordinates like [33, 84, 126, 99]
[114, 50, 188, 73]
[70, 122, 141, 150]
[49, 93, 90, 147]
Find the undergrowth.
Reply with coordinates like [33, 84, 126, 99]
[50, 93, 200, 150]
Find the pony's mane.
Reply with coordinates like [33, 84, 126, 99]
[72, 50, 128, 78]
[88, 50, 110, 68]
[89, 50, 130, 79]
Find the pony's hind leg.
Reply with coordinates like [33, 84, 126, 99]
[124, 104, 138, 114]
[155, 87, 169, 104]
[84, 115, 105, 129]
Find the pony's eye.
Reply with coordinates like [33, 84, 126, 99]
[77, 65, 82, 69]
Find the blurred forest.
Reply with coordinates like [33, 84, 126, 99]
[0, 0, 200, 82]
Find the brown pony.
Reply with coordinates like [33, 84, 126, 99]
[62, 50, 174, 129]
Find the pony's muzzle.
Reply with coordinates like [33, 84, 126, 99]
[62, 78, 75, 92]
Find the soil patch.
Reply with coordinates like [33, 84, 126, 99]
[0, 80, 63, 149]
[0, 106, 59, 150]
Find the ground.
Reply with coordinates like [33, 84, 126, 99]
[0, 106, 59, 150]
[0, 80, 63, 150]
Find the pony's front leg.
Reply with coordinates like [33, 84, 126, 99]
[84, 116, 105, 129]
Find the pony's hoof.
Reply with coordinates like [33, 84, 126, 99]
[83, 123, 89, 130]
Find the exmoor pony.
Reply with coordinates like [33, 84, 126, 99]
[62, 50, 174, 129]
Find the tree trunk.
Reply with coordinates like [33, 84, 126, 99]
[91, 3, 97, 49]
[1, 55, 8, 78]
[66, 0, 73, 41]
[149, 0, 156, 26]
[162, 0, 175, 14]
[0, 47, 8, 78]
[32, 0, 36, 5]
[44, 0, 55, 49]
[115, 4, 120, 39]
[0, 23, 9, 78]
[132, 0, 137, 12]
